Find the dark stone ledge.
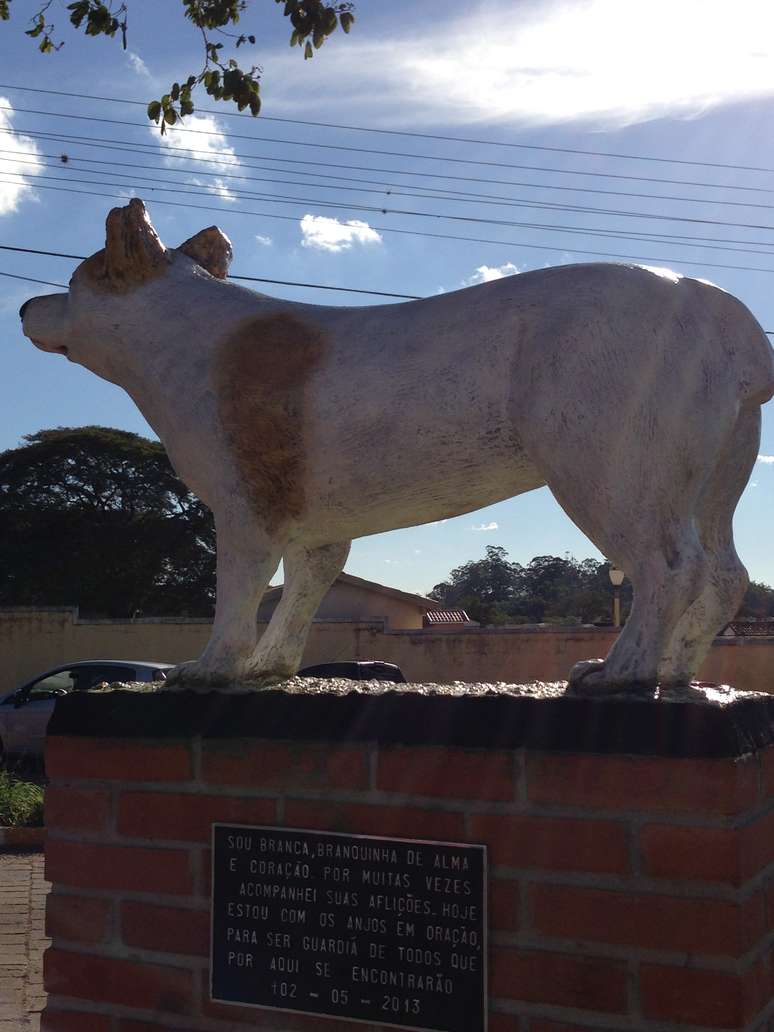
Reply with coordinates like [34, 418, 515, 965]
[46, 680, 774, 759]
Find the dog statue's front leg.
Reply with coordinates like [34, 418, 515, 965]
[166, 505, 283, 690]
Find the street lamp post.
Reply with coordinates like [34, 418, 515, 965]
[609, 566, 625, 628]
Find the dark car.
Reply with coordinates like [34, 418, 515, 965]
[0, 660, 174, 761]
[298, 661, 406, 683]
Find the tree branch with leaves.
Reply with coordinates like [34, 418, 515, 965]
[1, 0, 355, 132]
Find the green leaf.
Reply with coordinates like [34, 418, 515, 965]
[147, 100, 162, 122]
[304, 40, 313, 59]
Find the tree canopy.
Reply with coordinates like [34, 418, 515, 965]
[429, 544, 774, 627]
[0, 426, 216, 617]
[0, 0, 355, 131]
[428, 545, 631, 627]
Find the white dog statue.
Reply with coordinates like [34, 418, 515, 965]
[20, 199, 774, 694]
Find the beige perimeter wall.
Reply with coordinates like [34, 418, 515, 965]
[0, 608, 770, 695]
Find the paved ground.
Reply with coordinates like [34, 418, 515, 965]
[0, 851, 49, 1032]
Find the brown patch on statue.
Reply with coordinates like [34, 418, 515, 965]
[216, 313, 325, 528]
[71, 198, 170, 294]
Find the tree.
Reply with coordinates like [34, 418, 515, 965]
[738, 580, 774, 620]
[429, 545, 633, 627]
[0, 426, 216, 617]
[0, 0, 355, 132]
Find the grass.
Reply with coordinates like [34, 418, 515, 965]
[0, 770, 45, 827]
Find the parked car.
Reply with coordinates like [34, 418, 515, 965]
[298, 661, 406, 683]
[0, 660, 174, 761]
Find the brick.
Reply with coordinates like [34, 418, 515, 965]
[44, 948, 193, 1014]
[531, 883, 765, 957]
[376, 747, 514, 801]
[45, 893, 112, 945]
[489, 879, 520, 932]
[203, 741, 369, 791]
[117, 791, 276, 843]
[44, 785, 111, 834]
[118, 1023, 199, 1032]
[283, 799, 466, 842]
[45, 839, 193, 895]
[491, 946, 627, 1013]
[118, 1023, 200, 1032]
[640, 823, 741, 884]
[640, 959, 771, 1027]
[41, 1010, 112, 1032]
[487, 1017, 521, 1032]
[743, 810, 774, 880]
[47, 737, 192, 782]
[470, 813, 628, 875]
[121, 900, 209, 957]
[527, 1022, 592, 1032]
[761, 746, 774, 800]
[526, 751, 758, 816]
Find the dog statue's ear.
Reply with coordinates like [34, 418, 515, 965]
[178, 226, 233, 279]
[103, 198, 169, 286]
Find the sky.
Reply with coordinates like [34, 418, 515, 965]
[3, 0, 774, 597]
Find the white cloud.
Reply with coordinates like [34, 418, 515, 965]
[0, 99, 43, 216]
[472, 522, 499, 532]
[463, 262, 520, 287]
[300, 214, 382, 253]
[127, 51, 151, 79]
[255, 234, 273, 247]
[757, 455, 774, 464]
[155, 113, 239, 202]
[263, 0, 774, 128]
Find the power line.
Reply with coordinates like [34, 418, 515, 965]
[1, 82, 772, 175]
[4, 182, 774, 275]
[10, 148, 774, 241]
[4, 103, 772, 196]
[0, 269, 67, 289]
[6, 121, 774, 201]
[5, 165, 774, 259]
[0, 246, 421, 299]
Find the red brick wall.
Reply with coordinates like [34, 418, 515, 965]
[42, 735, 774, 1032]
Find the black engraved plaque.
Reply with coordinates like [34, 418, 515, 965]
[211, 824, 487, 1032]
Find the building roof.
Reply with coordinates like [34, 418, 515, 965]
[724, 620, 774, 637]
[261, 572, 442, 610]
[424, 609, 472, 626]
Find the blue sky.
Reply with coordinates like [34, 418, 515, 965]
[2, 0, 774, 596]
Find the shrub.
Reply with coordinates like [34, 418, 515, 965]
[0, 771, 44, 827]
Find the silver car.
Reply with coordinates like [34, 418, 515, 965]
[0, 660, 174, 761]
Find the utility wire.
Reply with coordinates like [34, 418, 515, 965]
[4, 166, 774, 259]
[10, 149, 774, 240]
[4, 104, 773, 197]
[3, 182, 774, 275]
[1, 83, 772, 175]
[0, 269, 67, 289]
[0, 247, 421, 299]
[5, 122, 774, 200]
